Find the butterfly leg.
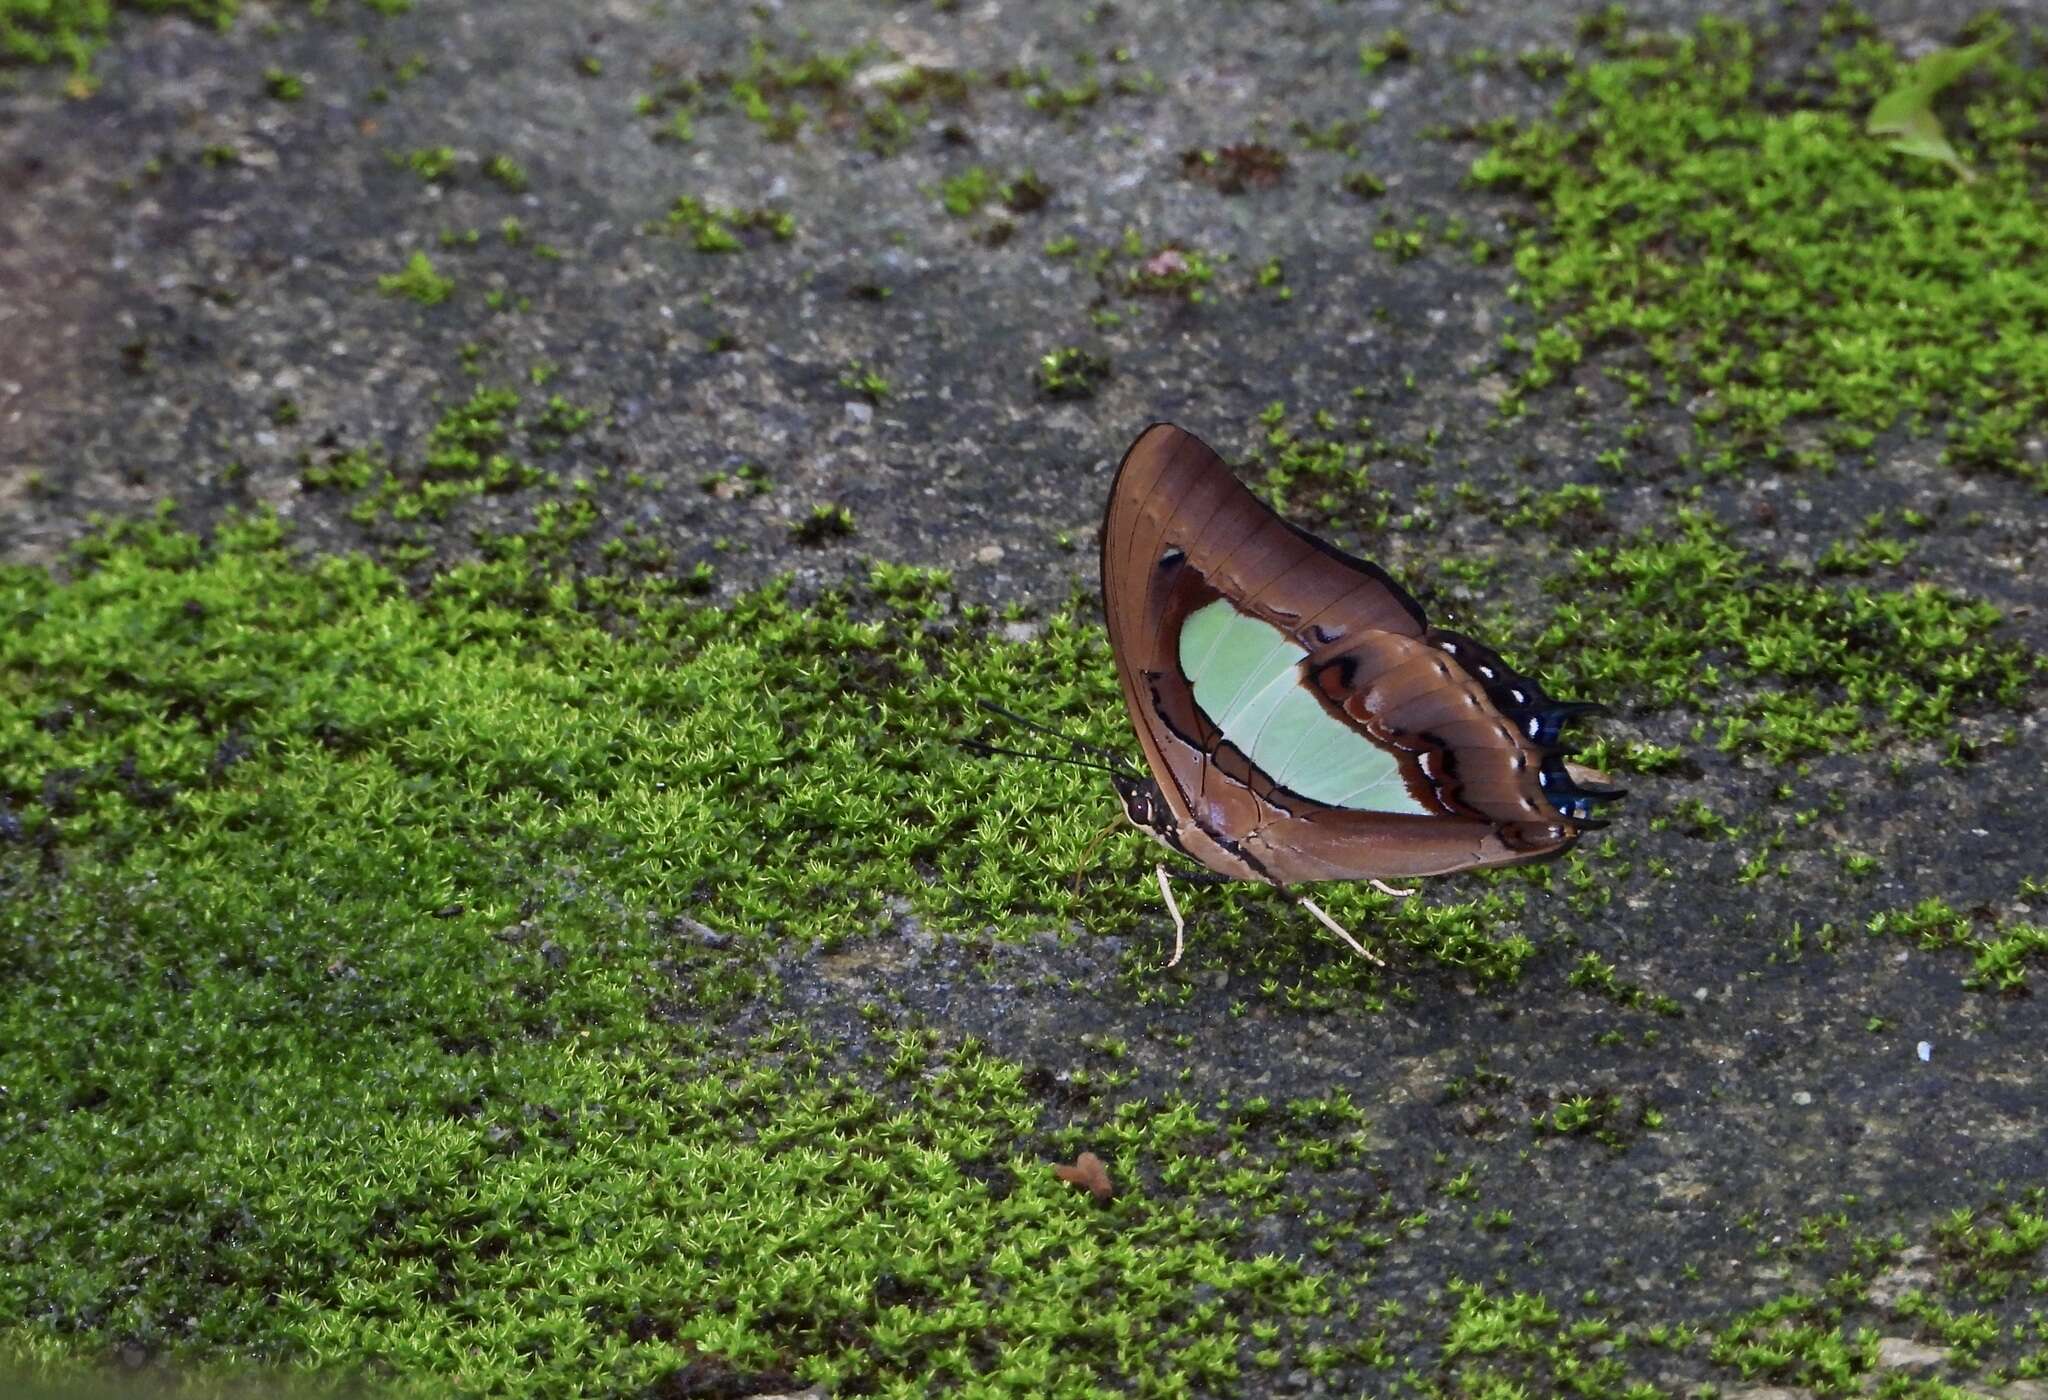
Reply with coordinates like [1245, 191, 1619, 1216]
[1370, 879, 1416, 899]
[1072, 812, 1124, 897]
[1155, 863, 1188, 969]
[1297, 895, 1386, 967]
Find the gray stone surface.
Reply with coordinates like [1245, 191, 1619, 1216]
[4, 0, 2046, 1391]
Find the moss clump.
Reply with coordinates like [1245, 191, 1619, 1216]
[299, 386, 588, 523]
[1473, 17, 2048, 483]
[1, 0, 408, 75]
[1034, 346, 1110, 400]
[1357, 28, 1412, 76]
[937, 165, 995, 216]
[836, 362, 891, 402]
[664, 194, 794, 252]
[404, 145, 457, 184]
[1004, 59, 1103, 116]
[789, 501, 855, 542]
[636, 42, 971, 158]
[727, 40, 867, 141]
[2, 0, 233, 73]
[1868, 892, 2048, 993]
[1341, 168, 1387, 199]
[375, 251, 453, 306]
[481, 153, 527, 192]
[1534, 510, 2033, 764]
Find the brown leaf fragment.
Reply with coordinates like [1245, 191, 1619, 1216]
[1053, 1150, 1114, 1202]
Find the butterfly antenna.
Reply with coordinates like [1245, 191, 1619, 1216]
[973, 700, 1134, 769]
[958, 736, 1129, 778]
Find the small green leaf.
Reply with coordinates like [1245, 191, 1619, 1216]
[1866, 39, 1999, 180]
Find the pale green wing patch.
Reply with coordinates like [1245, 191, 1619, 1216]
[1179, 599, 1432, 815]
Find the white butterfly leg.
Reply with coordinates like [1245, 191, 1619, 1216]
[1370, 879, 1416, 898]
[1156, 863, 1187, 969]
[1297, 895, 1385, 966]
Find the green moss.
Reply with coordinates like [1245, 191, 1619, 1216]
[728, 39, 866, 141]
[664, 194, 794, 252]
[1357, 28, 1412, 76]
[2, 0, 251, 73]
[1253, 258, 1290, 301]
[1868, 892, 2048, 993]
[0, 516, 1570, 1396]
[1531, 509, 2033, 765]
[1006, 59, 1103, 116]
[937, 164, 994, 216]
[1934, 1196, 2048, 1297]
[790, 502, 856, 543]
[1518, 480, 1603, 520]
[1634, 1186, 2048, 1395]
[1341, 169, 1387, 199]
[837, 362, 891, 403]
[298, 386, 589, 524]
[403, 145, 456, 183]
[637, 43, 964, 157]
[1473, 16, 2048, 484]
[1711, 1291, 1873, 1391]
[1241, 414, 1402, 529]
[375, 251, 453, 306]
[481, 154, 527, 193]
[1034, 346, 1109, 401]
[1533, 1091, 1657, 1149]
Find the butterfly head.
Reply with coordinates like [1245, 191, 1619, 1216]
[1109, 771, 1176, 842]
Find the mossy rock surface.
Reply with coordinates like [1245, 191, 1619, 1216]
[3, 1, 2047, 1397]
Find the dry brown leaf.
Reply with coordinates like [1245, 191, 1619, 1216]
[1053, 1150, 1113, 1202]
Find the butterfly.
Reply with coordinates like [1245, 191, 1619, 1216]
[1087, 421, 1621, 966]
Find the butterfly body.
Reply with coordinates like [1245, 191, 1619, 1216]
[1101, 423, 1618, 907]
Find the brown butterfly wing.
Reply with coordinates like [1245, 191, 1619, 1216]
[1101, 422, 1594, 886]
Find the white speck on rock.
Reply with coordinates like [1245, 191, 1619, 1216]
[1916, 1041, 1932, 1062]
[974, 544, 1005, 565]
[1791, 1090, 1812, 1106]
[844, 401, 873, 425]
